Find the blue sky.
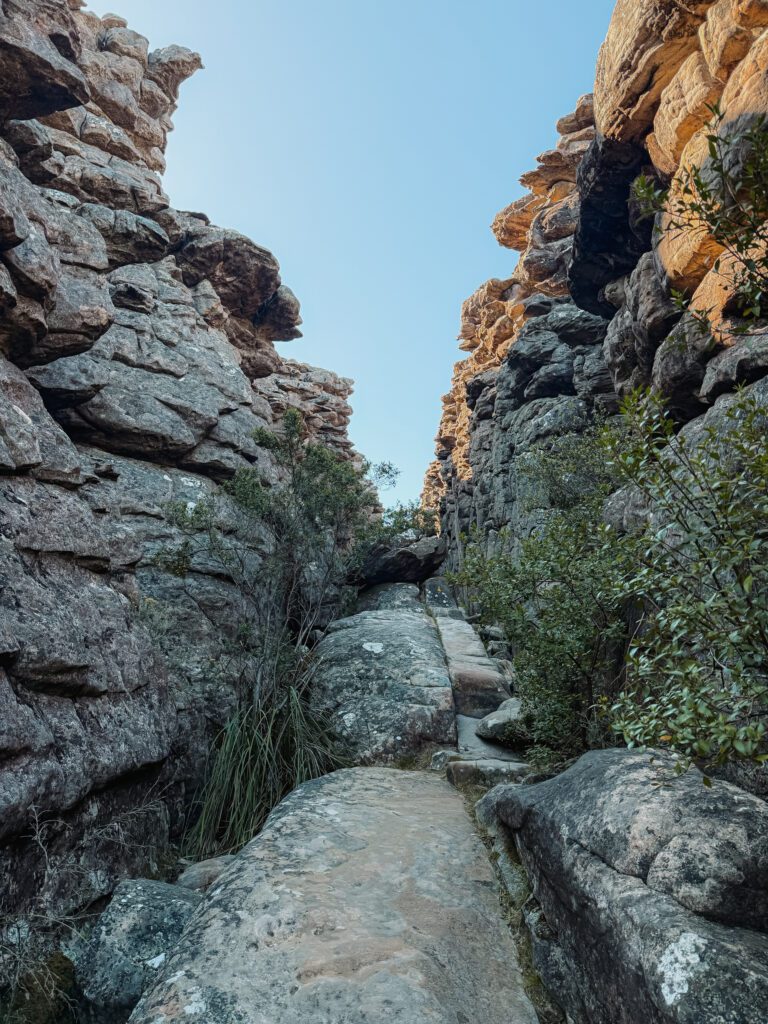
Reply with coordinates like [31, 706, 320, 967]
[87, 0, 616, 503]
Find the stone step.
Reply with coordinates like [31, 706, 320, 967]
[433, 615, 511, 717]
[447, 758, 530, 788]
[128, 769, 539, 1024]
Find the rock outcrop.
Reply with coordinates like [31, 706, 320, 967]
[423, 2, 768, 1019]
[477, 749, 768, 1024]
[0, 0, 358, 929]
[423, 94, 619, 564]
[311, 585, 457, 762]
[426, 0, 768, 564]
[129, 768, 539, 1024]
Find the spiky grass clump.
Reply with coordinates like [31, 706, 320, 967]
[184, 675, 348, 859]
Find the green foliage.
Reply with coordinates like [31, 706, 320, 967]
[453, 391, 768, 775]
[184, 664, 348, 857]
[607, 389, 768, 773]
[163, 411, 388, 857]
[451, 427, 635, 768]
[633, 105, 768, 328]
[370, 500, 439, 543]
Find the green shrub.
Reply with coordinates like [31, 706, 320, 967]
[607, 388, 768, 774]
[453, 387, 768, 776]
[451, 426, 636, 768]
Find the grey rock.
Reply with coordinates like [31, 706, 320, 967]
[434, 615, 510, 717]
[446, 758, 530, 788]
[477, 748, 768, 1023]
[130, 769, 538, 1024]
[475, 697, 526, 745]
[312, 607, 456, 762]
[176, 856, 236, 894]
[76, 879, 201, 1023]
[361, 533, 446, 585]
[355, 581, 421, 611]
[421, 574, 457, 612]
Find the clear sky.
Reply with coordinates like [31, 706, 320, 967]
[87, 0, 616, 503]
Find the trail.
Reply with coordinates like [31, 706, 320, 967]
[129, 583, 537, 1023]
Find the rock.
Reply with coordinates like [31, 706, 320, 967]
[176, 856, 236, 894]
[446, 758, 530, 788]
[75, 879, 201, 1023]
[421, 575, 458, 614]
[355, 581, 421, 611]
[475, 697, 526, 745]
[477, 748, 768, 1024]
[361, 533, 446, 585]
[0, 0, 89, 122]
[594, 0, 715, 143]
[311, 606, 456, 762]
[568, 132, 650, 316]
[0, 0, 362, 940]
[130, 769, 539, 1024]
[434, 615, 510, 717]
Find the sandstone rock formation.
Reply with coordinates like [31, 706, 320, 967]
[423, 3, 768, 1019]
[477, 750, 768, 1024]
[424, 1, 768, 571]
[0, 0, 358, 930]
[129, 769, 539, 1024]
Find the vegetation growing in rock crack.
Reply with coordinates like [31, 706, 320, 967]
[159, 409, 399, 856]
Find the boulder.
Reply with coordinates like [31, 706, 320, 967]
[129, 769, 539, 1024]
[475, 697, 526, 746]
[477, 748, 768, 1024]
[361, 534, 446, 585]
[75, 879, 200, 1023]
[176, 856, 236, 894]
[311, 606, 456, 762]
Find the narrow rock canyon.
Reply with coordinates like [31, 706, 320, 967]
[1, 2, 767, 1023]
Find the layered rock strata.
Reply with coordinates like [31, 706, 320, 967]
[426, 1, 768, 562]
[0, 1, 357, 926]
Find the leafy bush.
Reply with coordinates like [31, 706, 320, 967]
[451, 426, 635, 768]
[608, 389, 768, 774]
[162, 410, 394, 856]
[454, 389, 768, 776]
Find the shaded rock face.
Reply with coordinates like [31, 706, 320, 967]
[435, 300, 616, 569]
[0, 1, 358, 928]
[129, 769, 539, 1024]
[477, 750, 768, 1024]
[360, 533, 446, 585]
[74, 879, 201, 1024]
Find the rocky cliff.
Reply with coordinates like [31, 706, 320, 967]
[422, 2, 768, 1019]
[0, 0, 357, 928]
[425, 0, 768, 568]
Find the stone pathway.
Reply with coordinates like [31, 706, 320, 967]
[125, 581, 537, 1023]
[129, 769, 538, 1024]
